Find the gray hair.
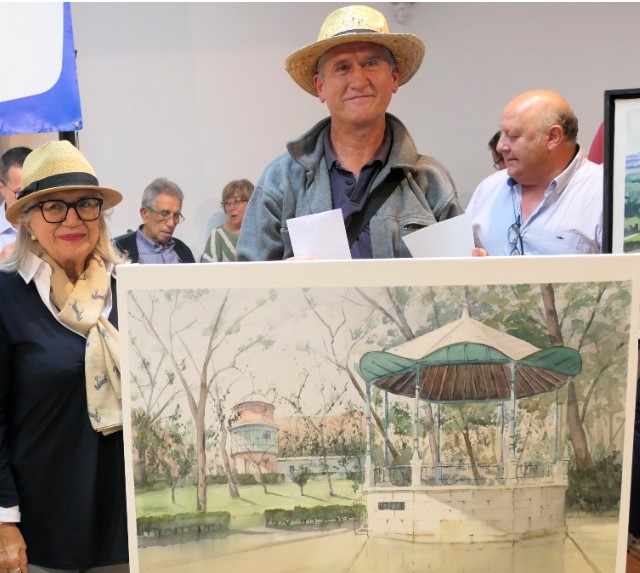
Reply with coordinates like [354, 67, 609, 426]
[0, 207, 127, 274]
[536, 108, 579, 142]
[316, 45, 396, 77]
[141, 177, 184, 210]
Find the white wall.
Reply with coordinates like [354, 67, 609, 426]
[37, 3, 640, 258]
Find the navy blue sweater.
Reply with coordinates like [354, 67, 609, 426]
[0, 271, 128, 568]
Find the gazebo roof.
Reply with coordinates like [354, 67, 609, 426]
[359, 307, 581, 402]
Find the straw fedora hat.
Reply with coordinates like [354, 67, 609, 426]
[6, 140, 122, 225]
[285, 5, 425, 97]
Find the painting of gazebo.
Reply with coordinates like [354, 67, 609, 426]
[360, 302, 581, 542]
[117, 256, 640, 573]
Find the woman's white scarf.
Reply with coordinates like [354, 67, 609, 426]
[34, 246, 122, 435]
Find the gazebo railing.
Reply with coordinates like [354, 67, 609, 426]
[516, 461, 553, 480]
[372, 461, 565, 487]
[374, 465, 412, 486]
[421, 463, 504, 486]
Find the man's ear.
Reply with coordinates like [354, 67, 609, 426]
[314, 74, 326, 103]
[391, 64, 400, 94]
[547, 125, 563, 150]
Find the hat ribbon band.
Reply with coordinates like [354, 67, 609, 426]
[18, 172, 100, 200]
[332, 28, 378, 38]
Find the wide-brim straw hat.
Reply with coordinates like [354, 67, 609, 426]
[6, 140, 122, 225]
[285, 5, 425, 97]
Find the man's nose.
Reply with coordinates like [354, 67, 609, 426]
[350, 65, 368, 86]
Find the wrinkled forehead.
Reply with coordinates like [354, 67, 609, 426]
[320, 41, 389, 63]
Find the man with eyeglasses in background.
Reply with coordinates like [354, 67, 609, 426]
[114, 176, 195, 263]
[488, 131, 506, 171]
[0, 147, 32, 261]
[467, 89, 602, 256]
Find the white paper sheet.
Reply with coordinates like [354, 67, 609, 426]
[287, 208, 352, 260]
[402, 213, 475, 258]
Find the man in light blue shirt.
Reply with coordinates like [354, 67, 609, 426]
[0, 147, 31, 260]
[466, 90, 602, 256]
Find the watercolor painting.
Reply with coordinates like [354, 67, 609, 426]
[603, 88, 640, 253]
[116, 256, 640, 573]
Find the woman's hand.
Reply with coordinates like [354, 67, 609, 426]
[0, 524, 27, 573]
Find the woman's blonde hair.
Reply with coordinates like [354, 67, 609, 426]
[222, 179, 254, 202]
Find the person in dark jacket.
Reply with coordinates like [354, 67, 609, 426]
[114, 177, 194, 264]
[0, 141, 128, 572]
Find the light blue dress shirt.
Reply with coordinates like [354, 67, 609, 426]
[0, 205, 17, 254]
[466, 148, 603, 256]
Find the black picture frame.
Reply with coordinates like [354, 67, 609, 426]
[603, 87, 640, 254]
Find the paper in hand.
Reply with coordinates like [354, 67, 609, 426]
[402, 213, 475, 258]
[287, 209, 352, 260]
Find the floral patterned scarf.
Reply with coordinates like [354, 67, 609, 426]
[32, 244, 122, 435]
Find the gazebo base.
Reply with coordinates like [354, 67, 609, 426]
[366, 484, 567, 543]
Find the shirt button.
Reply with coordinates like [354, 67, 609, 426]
[347, 179, 355, 185]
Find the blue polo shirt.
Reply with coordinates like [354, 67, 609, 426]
[325, 126, 392, 259]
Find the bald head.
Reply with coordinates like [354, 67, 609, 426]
[504, 90, 578, 142]
[497, 90, 580, 188]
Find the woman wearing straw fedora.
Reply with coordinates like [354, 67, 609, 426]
[237, 4, 461, 261]
[0, 141, 128, 573]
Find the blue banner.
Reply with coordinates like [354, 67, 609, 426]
[0, 3, 82, 135]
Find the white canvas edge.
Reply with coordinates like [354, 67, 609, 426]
[116, 254, 640, 573]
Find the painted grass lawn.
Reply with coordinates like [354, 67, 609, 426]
[136, 479, 362, 521]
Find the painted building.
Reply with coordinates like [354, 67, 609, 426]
[230, 392, 279, 478]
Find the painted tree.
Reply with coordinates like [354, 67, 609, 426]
[293, 288, 402, 461]
[352, 286, 463, 464]
[326, 404, 366, 492]
[129, 335, 182, 484]
[277, 367, 348, 497]
[295, 285, 462, 466]
[541, 282, 629, 469]
[292, 466, 310, 496]
[465, 281, 630, 471]
[146, 405, 196, 503]
[128, 288, 275, 512]
[440, 403, 499, 481]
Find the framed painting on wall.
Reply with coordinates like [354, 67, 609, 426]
[603, 87, 640, 253]
[117, 255, 640, 573]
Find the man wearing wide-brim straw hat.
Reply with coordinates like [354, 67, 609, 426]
[237, 4, 461, 261]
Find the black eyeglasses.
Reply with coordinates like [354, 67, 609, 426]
[507, 216, 524, 255]
[221, 198, 247, 209]
[31, 197, 104, 224]
[147, 207, 185, 223]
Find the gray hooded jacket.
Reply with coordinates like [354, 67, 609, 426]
[236, 113, 461, 260]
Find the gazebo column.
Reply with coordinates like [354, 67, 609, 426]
[554, 389, 559, 463]
[506, 362, 518, 482]
[554, 381, 570, 484]
[508, 362, 517, 459]
[498, 401, 505, 481]
[384, 391, 389, 467]
[411, 366, 422, 486]
[435, 402, 442, 484]
[365, 381, 373, 488]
